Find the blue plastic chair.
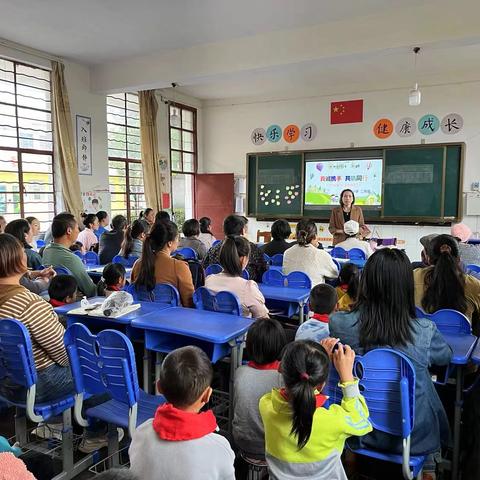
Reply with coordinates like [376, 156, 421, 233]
[36, 239, 45, 248]
[212, 239, 222, 247]
[350, 348, 426, 480]
[0, 319, 91, 478]
[262, 269, 287, 287]
[332, 258, 341, 271]
[112, 255, 138, 268]
[73, 250, 84, 261]
[205, 264, 223, 276]
[271, 254, 284, 266]
[429, 309, 471, 336]
[84, 251, 100, 266]
[466, 264, 480, 273]
[348, 248, 366, 260]
[414, 306, 428, 319]
[241, 269, 250, 280]
[173, 247, 197, 260]
[54, 265, 73, 276]
[64, 323, 166, 444]
[263, 254, 272, 265]
[331, 246, 349, 259]
[126, 283, 180, 306]
[286, 271, 312, 289]
[193, 287, 242, 316]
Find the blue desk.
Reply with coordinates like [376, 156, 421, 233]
[131, 307, 253, 427]
[334, 257, 367, 269]
[442, 333, 478, 480]
[259, 284, 310, 323]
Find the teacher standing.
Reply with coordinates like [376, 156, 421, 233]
[329, 189, 367, 245]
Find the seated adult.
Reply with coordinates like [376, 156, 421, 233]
[335, 220, 373, 258]
[178, 219, 207, 260]
[261, 219, 293, 257]
[77, 214, 99, 252]
[98, 215, 127, 265]
[139, 208, 155, 233]
[283, 219, 338, 286]
[205, 236, 269, 318]
[330, 249, 451, 472]
[5, 219, 42, 269]
[155, 210, 171, 224]
[26, 216, 41, 249]
[0, 216, 5, 233]
[130, 221, 194, 307]
[411, 233, 438, 270]
[119, 220, 145, 259]
[198, 216, 217, 250]
[0, 233, 71, 402]
[42, 213, 96, 297]
[451, 223, 480, 266]
[94, 211, 109, 240]
[203, 215, 267, 283]
[414, 234, 480, 334]
[20, 267, 56, 295]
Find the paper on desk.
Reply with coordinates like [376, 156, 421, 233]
[67, 303, 141, 318]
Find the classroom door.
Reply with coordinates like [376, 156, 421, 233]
[195, 173, 234, 239]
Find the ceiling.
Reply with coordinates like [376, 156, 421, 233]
[1, 0, 480, 100]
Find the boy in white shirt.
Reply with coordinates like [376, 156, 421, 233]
[336, 220, 374, 258]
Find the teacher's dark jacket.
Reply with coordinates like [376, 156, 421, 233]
[329, 205, 365, 245]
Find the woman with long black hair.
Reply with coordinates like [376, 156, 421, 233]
[130, 221, 194, 307]
[414, 234, 480, 333]
[330, 248, 452, 474]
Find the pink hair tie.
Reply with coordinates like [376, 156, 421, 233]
[300, 372, 310, 381]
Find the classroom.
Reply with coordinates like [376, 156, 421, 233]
[0, 1, 479, 479]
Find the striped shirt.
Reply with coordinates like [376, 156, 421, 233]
[0, 285, 69, 371]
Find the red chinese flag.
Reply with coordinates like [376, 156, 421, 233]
[330, 99, 363, 124]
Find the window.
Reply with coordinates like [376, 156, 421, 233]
[0, 58, 55, 230]
[169, 104, 197, 225]
[107, 93, 144, 223]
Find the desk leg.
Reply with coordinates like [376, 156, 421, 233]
[155, 353, 163, 395]
[143, 348, 151, 394]
[452, 366, 464, 480]
[228, 343, 238, 433]
[299, 302, 305, 324]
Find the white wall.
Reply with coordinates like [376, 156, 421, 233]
[202, 81, 480, 259]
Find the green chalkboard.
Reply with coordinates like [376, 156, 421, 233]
[247, 144, 463, 223]
[247, 154, 303, 217]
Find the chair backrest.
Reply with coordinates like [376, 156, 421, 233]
[332, 258, 341, 271]
[466, 264, 480, 273]
[112, 255, 138, 268]
[64, 323, 139, 408]
[430, 309, 472, 335]
[262, 269, 287, 287]
[0, 319, 37, 390]
[173, 247, 197, 260]
[347, 248, 366, 260]
[355, 348, 415, 438]
[263, 254, 272, 265]
[205, 264, 223, 276]
[322, 367, 342, 408]
[241, 269, 250, 280]
[84, 251, 99, 266]
[73, 250, 84, 261]
[193, 287, 242, 316]
[126, 283, 180, 306]
[36, 239, 45, 248]
[271, 254, 284, 266]
[331, 246, 348, 259]
[286, 271, 312, 289]
[212, 239, 222, 247]
[54, 266, 73, 276]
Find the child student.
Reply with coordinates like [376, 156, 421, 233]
[259, 339, 372, 479]
[336, 263, 360, 312]
[295, 284, 337, 343]
[97, 263, 127, 297]
[129, 346, 235, 480]
[233, 318, 287, 458]
[48, 275, 78, 307]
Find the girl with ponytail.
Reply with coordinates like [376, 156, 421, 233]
[336, 263, 360, 311]
[416, 234, 480, 332]
[130, 220, 194, 307]
[204, 235, 269, 318]
[259, 339, 371, 478]
[283, 219, 338, 286]
[119, 220, 146, 259]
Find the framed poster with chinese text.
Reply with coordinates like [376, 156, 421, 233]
[76, 115, 92, 175]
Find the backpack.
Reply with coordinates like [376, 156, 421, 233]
[173, 254, 205, 290]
